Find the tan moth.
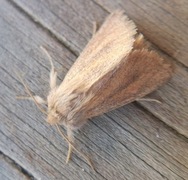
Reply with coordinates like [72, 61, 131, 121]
[18, 10, 172, 169]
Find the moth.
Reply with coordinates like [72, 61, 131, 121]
[18, 10, 172, 169]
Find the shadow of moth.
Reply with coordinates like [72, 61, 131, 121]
[18, 10, 173, 169]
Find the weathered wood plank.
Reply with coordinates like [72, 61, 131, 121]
[11, 0, 188, 67]
[0, 153, 30, 180]
[9, 0, 188, 137]
[0, 1, 103, 179]
[0, 0, 188, 179]
[10, 0, 105, 54]
[1, 75, 188, 179]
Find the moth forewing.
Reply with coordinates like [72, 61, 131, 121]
[60, 10, 137, 90]
[53, 10, 137, 127]
[81, 49, 172, 119]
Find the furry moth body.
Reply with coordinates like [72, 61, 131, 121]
[47, 10, 172, 128]
[20, 10, 172, 167]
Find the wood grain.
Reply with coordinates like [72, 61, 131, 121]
[0, 0, 188, 179]
[11, 0, 188, 67]
[0, 153, 30, 180]
[9, 0, 188, 138]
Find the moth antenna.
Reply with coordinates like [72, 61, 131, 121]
[66, 127, 74, 163]
[40, 46, 57, 89]
[66, 143, 73, 164]
[16, 71, 47, 115]
[55, 124, 95, 171]
[16, 95, 47, 105]
[92, 21, 97, 36]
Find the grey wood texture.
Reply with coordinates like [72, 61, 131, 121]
[11, 0, 188, 67]
[0, 153, 30, 180]
[10, 0, 188, 138]
[0, 0, 188, 179]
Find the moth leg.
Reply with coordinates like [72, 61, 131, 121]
[136, 98, 161, 104]
[15, 71, 46, 104]
[40, 46, 57, 89]
[49, 58, 57, 90]
[92, 21, 98, 36]
[16, 95, 46, 105]
[66, 127, 74, 163]
[16, 72, 47, 115]
[66, 143, 73, 163]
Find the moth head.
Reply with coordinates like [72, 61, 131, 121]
[47, 108, 61, 125]
[46, 87, 88, 129]
[46, 88, 65, 125]
[46, 88, 78, 128]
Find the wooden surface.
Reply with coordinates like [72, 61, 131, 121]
[0, 0, 188, 179]
[0, 153, 30, 180]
